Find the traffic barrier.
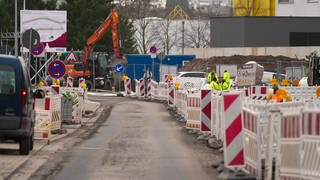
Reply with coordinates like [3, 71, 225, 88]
[174, 90, 188, 118]
[149, 79, 159, 98]
[251, 86, 267, 100]
[67, 76, 73, 87]
[134, 79, 140, 96]
[79, 78, 85, 88]
[223, 92, 245, 170]
[283, 86, 317, 101]
[51, 85, 60, 95]
[242, 108, 261, 178]
[201, 89, 212, 133]
[168, 84, 175, 106]
[124, 78, 132, 96]
[158, 82, 168, 101]
[186, 92, 201, 130]
[139, 78, 145, 97]
[211, 93, 224, 141]
[147, 79, 152, 97]
[60, 87, 85, 123]
[300, 101, 320, 180]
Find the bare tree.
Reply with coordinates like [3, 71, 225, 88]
[184, 19, 210, 48]
[117, 0, 154, 54]
[150, 19, 180, 55]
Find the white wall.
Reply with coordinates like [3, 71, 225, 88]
[276, 0, 320, 16]
[184, 46, 320, 59]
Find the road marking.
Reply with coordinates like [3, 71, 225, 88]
[77, 147, 103, 150]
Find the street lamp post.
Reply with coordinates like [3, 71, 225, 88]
[14, 0, 18, 57]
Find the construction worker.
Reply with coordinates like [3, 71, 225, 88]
[221, 79, 230, 90]
[207, 71, 218, 84]
[210, 77, 221, 91]
[223, 70, 231, 85]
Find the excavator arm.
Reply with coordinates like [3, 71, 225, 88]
[83, 9, 121, 69]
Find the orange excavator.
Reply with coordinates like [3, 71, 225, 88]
[65, 9, 126, 90]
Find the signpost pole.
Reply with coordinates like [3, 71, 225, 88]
[93, 58, 96, 91]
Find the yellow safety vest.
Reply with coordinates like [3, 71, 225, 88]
[223, 71, 230, 83]
[221, 82, 230, 90]
[210, 81, 221, 91]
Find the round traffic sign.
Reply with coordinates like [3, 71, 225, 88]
[22, 28, 41, 49]
[31, 43, 44, 56]
[48, 60, 66, 79]
[150, 46, 157, 54]
[115, 64, 124, 73]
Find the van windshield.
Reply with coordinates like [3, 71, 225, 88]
[0, 65, 16, 95]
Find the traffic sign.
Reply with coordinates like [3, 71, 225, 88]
[31, 43, 44, 56]
[48, 60, 66, 79]
[65, 50, 79, 63]
[22, 28, 40, 49]
[115, 64, 124, 73]
[150, 46, 157, 54]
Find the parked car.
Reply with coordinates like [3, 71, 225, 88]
[174, 71, 207, 90]
[176, 71, 206, 78]
[0, 55, 35, 155]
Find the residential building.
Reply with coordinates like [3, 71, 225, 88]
[276, 0, 320, 16]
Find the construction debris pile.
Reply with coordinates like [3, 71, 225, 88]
[182, 55, 307, 73]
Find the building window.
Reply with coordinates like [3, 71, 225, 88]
[307, 0, 319, 3]
[279, 0, 294, 3]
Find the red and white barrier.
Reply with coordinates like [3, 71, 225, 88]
[211, 93, 224, 141]
[174, 90, 188, 118]
[78, 78, 85, 88]
[158, 82, 168, 101]
[139, 78, 145, 97]
[51, 85, 60, 95]
[283, 86, 317, 101]
[67, 76, 73, 87]
[168, 84, 175, 106]
[223, 92, 245, 169]
[124, 78, 132, 95]
[201, 89, 212, 133]
[149, 79, 159, 98]
[251, 86, 267, 100]
[186, 92, 201, 130]
[147, 79, 152, 97]
[300, 102, 320, 180]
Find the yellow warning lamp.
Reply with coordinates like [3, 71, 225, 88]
[81, 83, 87, 89]
[52, 79, 57, 85]
[282, 79, 290, 86]
[39, 81, 44, 87]
[167, 74, 173, 81]
[316, 86, 320, 97]
[56, 79, 61, 86]
[271, 78, 278, 86]
[122, 75, 128, 81]
[285, 95, 292, 102]
[175, 82, 180, 89]
[292, 79, 300, 87]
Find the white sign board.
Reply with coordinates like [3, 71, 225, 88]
[237, 64, 257, 86]
[20, 10, 67, 52]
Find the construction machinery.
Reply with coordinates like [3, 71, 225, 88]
[64, 9, 126, 90]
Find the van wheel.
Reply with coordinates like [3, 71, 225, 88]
[19, 136, 30, 155]
[29, 134, 34, 150]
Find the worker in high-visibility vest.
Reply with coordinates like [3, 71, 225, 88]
[221, 79, 230, 90]
[223, 70, 230, 84]
[207, 71, 218, 84]
[210, 77, 221, 91]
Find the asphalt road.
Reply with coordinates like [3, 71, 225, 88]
[30, 93, 221, 180]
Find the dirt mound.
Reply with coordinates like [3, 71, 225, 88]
[182, 55, 307, 73]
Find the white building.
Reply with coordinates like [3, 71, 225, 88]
[276, 0, 320, 16]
